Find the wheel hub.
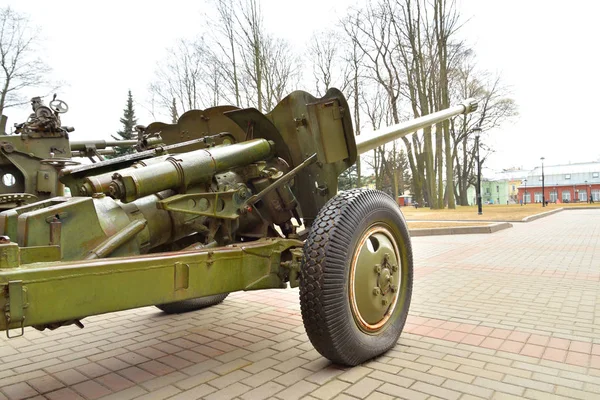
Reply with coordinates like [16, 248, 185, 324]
[350, 225, 401, 332]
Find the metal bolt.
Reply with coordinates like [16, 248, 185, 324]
[384, 253, 390, 261]
[381, 299, 388, 306]
[388, 276, 394, 284]
[374, 264, 381, 273]
[372, 287, 381, 296]
[390, 285, 397, 293]
[392, 264, 398, 272]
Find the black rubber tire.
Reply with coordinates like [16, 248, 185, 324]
[299, 189, 413, 366]
[156, 293, 229, 314]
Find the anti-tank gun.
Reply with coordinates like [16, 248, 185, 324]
[0, 89, 477, 366]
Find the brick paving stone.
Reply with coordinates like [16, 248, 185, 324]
[168, 385, 217, 400]
[377, 383, 428, 400]
[337, 366, 372, 383]
[472, 377, 524, 396]
[94, 372, 135, 392]
[117, 366, 156, 384]
[411, 381, 461, 400]
[1, 382, 38, 400]
[273, 367, 313, 386]
[45, 388, 85, 400]
[205, 382, 251, 400]
[344, 377, 383, 398]
[133, 385, 181, 400]
[71, 380, 112, 400]
[27, 375, 64, 394]
[275, 380, 318, 400]
[309, 379, 350, 400]
[210, 369, 252, 389]
[140, 371, 187, 391]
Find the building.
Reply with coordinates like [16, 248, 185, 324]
[517, 161, 600, 204]
[467, 168, 529, 205]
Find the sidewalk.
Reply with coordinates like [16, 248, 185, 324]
[1, 209, 599, 399]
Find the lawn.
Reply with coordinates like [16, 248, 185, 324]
[407, 221, 492, 229]
[400, 202, 597, 221]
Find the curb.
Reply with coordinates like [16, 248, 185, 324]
[521, 206, 600, 222]
[521, 208, 563, 222]
[409, 222, 512, 237]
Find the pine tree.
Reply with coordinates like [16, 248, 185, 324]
[112, 90, 137, 155]
[170, 98, 178, 123]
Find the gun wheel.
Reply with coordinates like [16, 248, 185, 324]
[300, 189, 413, 366]
[156, 293, 228, 314]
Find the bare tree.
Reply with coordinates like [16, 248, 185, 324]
[214, 0, 241, 107]
[449, 49, 518, 205]
[308, 31, 338, 96]
[149, 38, 224, 117]
[237, 0, 264, 111]
[0, 7, 54, 116]
[261, 36, 300, 111]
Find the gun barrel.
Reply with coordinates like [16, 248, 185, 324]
[70, 138, 163, 151]
[108, 138, 275, 203]
[355, 98, 478, 155]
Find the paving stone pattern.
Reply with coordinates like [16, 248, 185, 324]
[1, 209, 600, 399]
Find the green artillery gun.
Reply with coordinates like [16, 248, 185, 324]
[0, 89, 476, 366]
[0, 96, 162, 209]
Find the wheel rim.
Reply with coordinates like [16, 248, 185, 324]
[349, 224, 401, 333]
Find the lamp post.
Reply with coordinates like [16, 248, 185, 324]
[586, 180, 589, 203]
[473, 126, 482, 215]
[524, 179, 527, 205]
[541, 157, 545, 207]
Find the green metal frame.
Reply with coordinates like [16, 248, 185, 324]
[0, 238, 302, 334]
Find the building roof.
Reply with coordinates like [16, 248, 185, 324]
[528, 161, 600, 177]
[521, 161, 600, 188]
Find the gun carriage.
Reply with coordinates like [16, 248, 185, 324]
[0, 89, 476, 365]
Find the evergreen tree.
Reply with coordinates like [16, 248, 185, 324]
[112, 90, 137, 155]
[170, 98, 178, 123]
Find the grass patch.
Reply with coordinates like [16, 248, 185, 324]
[400, 203, 597, 221]
[407, 221, 492, 229]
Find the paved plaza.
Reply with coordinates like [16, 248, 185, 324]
[1, 209, 600, 400]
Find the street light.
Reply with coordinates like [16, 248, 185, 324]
[523, 179, 528, 205]
[541, 157, 545, 207]
[473, 125, 482, 215]
[586, 180, 590, 203]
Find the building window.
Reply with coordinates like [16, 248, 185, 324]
[565, 174, 571, 180]
[550, 191, 558, 202]
[579, 191, 587, 202]
[524, 193, 531, 203]
[562, 191, 571, 202]
[594, 172, 599, 178]
[496, 185, 499, 193]
[512, 185, 516, 191]
[592, 189, 600, 201]
[534, 192, 543, 203]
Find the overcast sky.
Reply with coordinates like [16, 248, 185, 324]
[4, 0, 600, 173]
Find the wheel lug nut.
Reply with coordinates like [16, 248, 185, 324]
[373, 287, 381, 296]
[374, 264, 381, 273]
[384, 253, 390, 261]
[382, 299, 388, 306]
[392, 264, 398, 272]
[390, 285, 397, 293]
